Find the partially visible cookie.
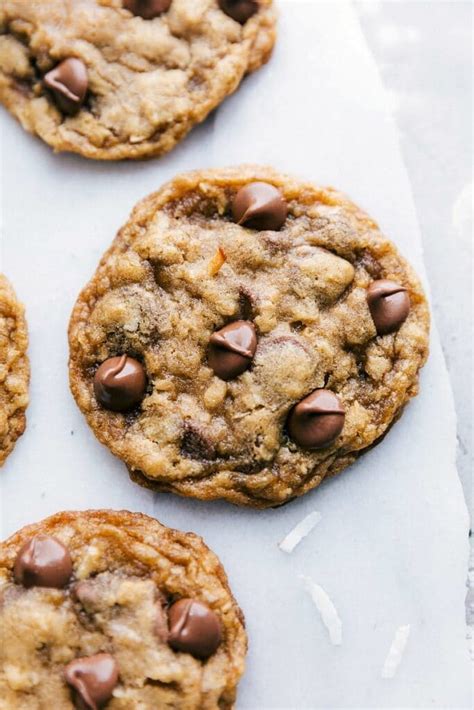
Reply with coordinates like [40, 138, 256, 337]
[0, 510, 247, 709]
[0, 0, 276, 160]
[68, 166, 430, 508]
[0, 274, 29, 466]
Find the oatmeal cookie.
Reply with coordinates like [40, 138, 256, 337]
[0, 274, 29, 466]
[0, 509, 246, 709]
[0, 0, 275, 160]
[68, 166, 430, 508]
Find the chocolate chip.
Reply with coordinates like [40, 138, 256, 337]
[181, 423, 217, 460]
[64, 654, 119, 710]
[123, 0, 172, 18]
[232, 182, 288, 231]
[218, 0, 259, 23]
[358, 249, 383, 279]
[43, 58, 88, 116]
[168, 599, 222, 660]
[14, 536, 72, 589]
[238, 287, 254, 320]
[94, 355, 146, 412]
[367, 279, 410, 335]
[287, 389, 345, 450]
[208, 320, 257, 380]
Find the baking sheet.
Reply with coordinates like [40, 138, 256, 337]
[0, 2, 470, 707]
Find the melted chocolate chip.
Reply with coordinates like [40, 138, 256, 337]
[94, 355, 146, 412]
[168, 599, 222, 660]
[14, 536, 72, 589]
[181, 423, 216, 460]
[357, 249, 383, 279]
[72, 581, 99, 609]
[218, 0, 259, 23]
[238, 287, 254, 320]
[64, 654, 119, 710]
[208, 321, 257, 380]
[43, 58, 88, 116]
[123, 0, 172, 18]
[287, 389, 345, 450]
[367, 279, 410, 335]
[232, 182, 288, 231]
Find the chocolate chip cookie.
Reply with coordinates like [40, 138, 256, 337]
[68, 166, 430, 508]
[0, 0, 275, 160]
[0, 510, 246, 708]
[0, 274, 29, 466]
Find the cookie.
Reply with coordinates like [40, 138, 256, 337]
[0, 509, 246, 709]
[68, 166, 430, 508]
[0, 0, 275, 160]
[0, 274, 29, 466]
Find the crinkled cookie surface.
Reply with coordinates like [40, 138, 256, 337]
[0, 0, 275, 160]
[0, 510, 246, 709]
[0, 274, 29, 466]
[68, 166, 430, 508]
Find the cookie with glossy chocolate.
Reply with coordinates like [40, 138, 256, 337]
[0, 274, 29, 466]
[0, 0, 276, 160]
[0, 510, 246, 709]
[68, 166, 430, 508]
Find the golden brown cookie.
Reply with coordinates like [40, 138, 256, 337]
[0, 510, 246, 709]
[0, 0, 275, 160]
[0, 274, 29, 466]
[68, 166, 430, 508]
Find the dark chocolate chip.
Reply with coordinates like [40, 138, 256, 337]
[232, 182, 288, 231]
[168, 599, 222, 660]
[43, 58, 88, 116]
[64, 654, 119, 710]
[218, 0, 259, 23]
[287, 389, 345, 450]
[367, 279, 410, 335]
[123, 0, 172, 18]
[208, 320, 257, 380]
[94, 355, 146, 412]
[14, 536, 72, 589]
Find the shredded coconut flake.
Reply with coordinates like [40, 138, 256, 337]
[300, 575, 342, 645]
[279, 511, 321, 553]
[381, 625, 410, 678]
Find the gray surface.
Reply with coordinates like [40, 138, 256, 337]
[355, 0, 473, 520]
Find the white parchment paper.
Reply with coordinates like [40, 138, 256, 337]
[0, 2, 470, 707]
